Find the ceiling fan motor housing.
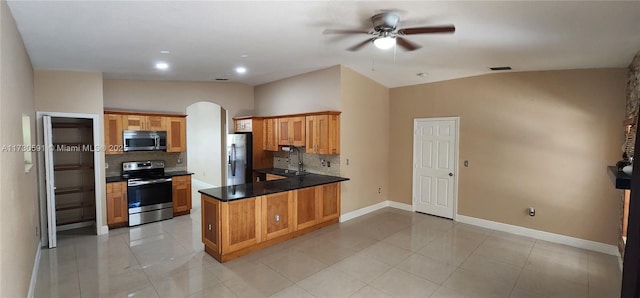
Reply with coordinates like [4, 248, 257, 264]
[371, 13, 399, 32]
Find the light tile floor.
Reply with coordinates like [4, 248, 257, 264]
[35, 208, 622, 298]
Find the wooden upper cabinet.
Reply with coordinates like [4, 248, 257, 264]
[104, 114, 123, 155]
[124, 115, 166, 131]
[167, 117, 187, 152]
[263, 118, 278, 151]
[278, 117, 305, 147]
[306, 114, 340, 154]
[124, 115, 145, 130]
[235, 119, 252, 132]
[146, 116, 167, 130]
[106, 182, 127, 226]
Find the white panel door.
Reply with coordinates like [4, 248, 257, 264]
[43, 115, 57, 248]
[413, 118, 458, 219]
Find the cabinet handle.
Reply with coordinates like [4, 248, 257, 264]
[208, 224, 212, 231]
[275, 214, 280, 222]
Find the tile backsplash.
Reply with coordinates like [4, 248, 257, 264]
[105, 151, 187, 176]
[273, 148, 340, 176]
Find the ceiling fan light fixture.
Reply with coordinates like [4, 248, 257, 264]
[373, 36, 396, 50]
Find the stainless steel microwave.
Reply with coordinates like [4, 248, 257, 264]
[123, 130, 167, 152]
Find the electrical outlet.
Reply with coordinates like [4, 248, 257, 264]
[177, 157, 183, 164]
[105, 162, 109, 169]
[35, 226, 39, 237]
[528, 207, 535, 216]
[378, 187, 382, 194]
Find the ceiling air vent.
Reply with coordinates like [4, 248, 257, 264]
[215, 78, 229, 81]
[489, 66, 512, 71]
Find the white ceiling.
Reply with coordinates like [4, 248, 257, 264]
[7, 1, 640, 88]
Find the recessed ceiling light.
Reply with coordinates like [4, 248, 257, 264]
[240, 54, 249, 58]
[235, 67, 247, 74]
[416, 72, 429, 77]
[159, 50, 171, 54]
[155, 62, 169, 70]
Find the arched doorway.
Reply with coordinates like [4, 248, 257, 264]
[186, 101, 227, 208]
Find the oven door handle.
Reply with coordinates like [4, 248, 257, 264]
[128, 178, 172, 187]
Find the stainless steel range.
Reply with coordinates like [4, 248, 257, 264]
[122, 160, 173, 226]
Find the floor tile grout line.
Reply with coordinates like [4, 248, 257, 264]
[507, 238, 536, 297]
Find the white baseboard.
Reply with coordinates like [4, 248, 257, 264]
[388, 201, 413, 211]
[456, 214, 619, 256]
[28, 241, 42, 298]
[340, 200, 413, 222]
[99, 225, 109, 235]
[192, 179, 217, 209]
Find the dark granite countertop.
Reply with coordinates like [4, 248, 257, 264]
[608, 166, 631, 190]
[199, 172, 349, 202]
[106, 171, 193, 183]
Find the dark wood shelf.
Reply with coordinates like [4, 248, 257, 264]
[55, 186, 95, 195]
[54, 164, 94, 171]
[56, 217, 95, 226]
[56, 203, 95, 212]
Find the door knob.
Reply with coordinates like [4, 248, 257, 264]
[449, 173, 453, 177]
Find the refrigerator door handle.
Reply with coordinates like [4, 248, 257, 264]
[230, 144, 237, 176]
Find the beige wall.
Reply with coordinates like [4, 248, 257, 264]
[254, 66, 341, 116]
[0, 2, 39, 296]
[339, 66, 390, 213]
[390, 69, 626, 244]
[34, 70, 107, 231]
[103, 79, 254, 130]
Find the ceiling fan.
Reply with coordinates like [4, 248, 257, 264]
[323, 12, 455, 51]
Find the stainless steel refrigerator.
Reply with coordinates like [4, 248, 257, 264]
[227, 133, 253, 185]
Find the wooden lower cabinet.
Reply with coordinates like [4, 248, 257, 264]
[201, 183, 341, 262]
[294, 187, 318, 230]
[172, 175, 192, 216]
[202, 196, 221, 256]
[106, 182, 128, 227]
[221, 197, 262, 253]
[319, 183, 340, 222]
[262, 191, 293, 240]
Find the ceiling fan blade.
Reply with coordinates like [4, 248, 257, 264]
[323, 29, 370, 35]
[347, 38, 375, 51]
[398, 25, 455, 35]
[396, 37, 421, 51]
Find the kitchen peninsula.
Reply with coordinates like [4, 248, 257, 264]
[199, 170, 348, 262]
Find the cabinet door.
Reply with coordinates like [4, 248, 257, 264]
[172, 176, 192, 214]
[202, 195, 221, 255]
[146, 116, 167, 131]
[277, 118, 291, 145]
[167, 117, 187, 152]
[107, 182, 127, 226]
[263, 118, 278, 151]
[294, 187, 318, 230]
[306, 115, 340, 154]
[221, 197, 262, 253]
[235, 119, 252, 132]
[290, 117, 306, 146]
[125, 115, 146, 130]
[104, 114, 123, 155]
[318, 183, 340, 222]
[262, 191, 293, 240]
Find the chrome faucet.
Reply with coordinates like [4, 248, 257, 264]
[291, 146, 304, 174]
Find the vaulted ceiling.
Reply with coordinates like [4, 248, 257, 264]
[7, 1, 640, 87]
